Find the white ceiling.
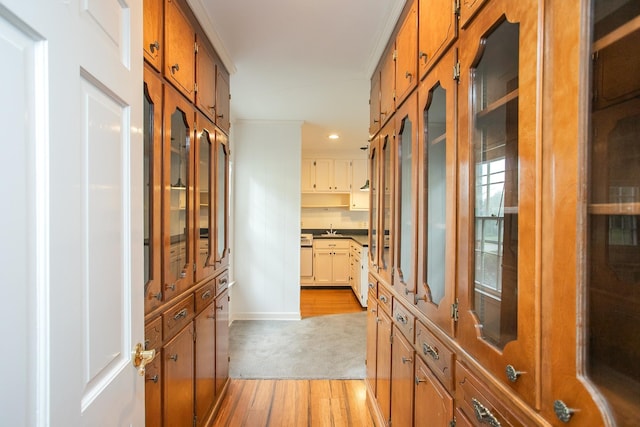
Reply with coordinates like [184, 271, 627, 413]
[188, 0, 406, 151]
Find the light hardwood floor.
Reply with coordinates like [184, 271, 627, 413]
[211, 288, 373, 426]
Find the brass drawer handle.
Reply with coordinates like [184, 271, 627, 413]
[471, 398, 501, 427]
[422, 343, 440, 360]
[173, 308, 188, 320]
[395, 313, 408, 324]
[201, 290, 212, 300]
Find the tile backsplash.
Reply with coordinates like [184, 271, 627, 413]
[300, 207, 368, 229]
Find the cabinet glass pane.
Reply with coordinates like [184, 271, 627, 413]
[424, 85, 447, 304]
[370, 147, 379, 262]
[588, 1, 640, 424]
[143, 86, 153, 287]
[199, 130, 211, 267]
[169, 108, 189, 279]
[471, 21, 519, 350]
[216, 142, 227, 260]
[382, 136, 392, 270]
[398, 117, 413, 284]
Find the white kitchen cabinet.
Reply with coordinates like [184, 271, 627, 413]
[350, 158, 369, 211]
[313, 239, 350, 285]
[301, 159, 351, 193]
[350, 241, 369, 307]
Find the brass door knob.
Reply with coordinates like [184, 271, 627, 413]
[132, 343, 156, 376]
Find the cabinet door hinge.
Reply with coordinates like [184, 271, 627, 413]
[194, 82, 198, 93]
[393, 50, 398, 61]
[194, 42, 198, 54]
[193, 263, 197, 272]
[193, 330, 197, 342]
[453, 61, 461, 82]
[451, 298, 459, 321]
[450, 417, 456, 427]
[454, 0, 460, 16]
[193, 415, 197, 427]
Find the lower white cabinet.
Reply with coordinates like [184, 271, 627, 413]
[313, 239, 350, 285]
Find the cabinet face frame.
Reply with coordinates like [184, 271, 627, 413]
[415, 48, 458, 336]
[455, 0, 540, 407]
[194, 112, 216, 282]
[393, 92, 419, 299]
[144, 66, 164, 313]
[163, 86, 196, 299]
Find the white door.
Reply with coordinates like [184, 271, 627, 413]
[0, 1, 144, 426]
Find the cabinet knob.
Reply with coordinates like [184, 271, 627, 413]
[401, 356, 412, 364]
[505, 364, 525, 383]
[170, 63, 180, 74]
[165, 283, 176, 291]
[151, 291, 162, 301]
[553, 400, 576, 423]
[150, 41, 160, 53]
[419, 51, 428, 62]
[405, 71, 413, 80]
[169, 354, 178, 362]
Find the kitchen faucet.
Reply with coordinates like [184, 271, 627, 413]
[325, 224, 337, 235]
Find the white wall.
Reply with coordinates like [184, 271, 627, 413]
[231, 120, 302, 320]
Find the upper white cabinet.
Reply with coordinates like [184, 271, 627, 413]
[351, 158, 369, 211]
[301, 159, 351, 193]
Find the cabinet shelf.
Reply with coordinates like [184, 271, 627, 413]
[430, 132, 446, 146]
[588, 202, 640, 215]
[476, 88, 519, 120]
[593, 15, 640, 52]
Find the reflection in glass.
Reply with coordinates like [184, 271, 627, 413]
[382, 136, 392, 270]
[216, 142, 227, 261]
[399, 117, 413, 285]
[143, 86, 153, 288]
[425, 85, 447, 304]
[472, 20, 519, 350]
[199, 129, 211, 267]
[588, 1, 640, 423]
[169, 108, 189, 279]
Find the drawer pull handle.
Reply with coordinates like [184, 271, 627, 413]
[169, 354, 178, 362]
[553, 400, 576, 423]
[219, 279, 227, 287]
[173, 308, 188, 320]
[150, 41, 160, 53]
[146, 374, 159, 383]
[216, 305, 223, 311]
[171, 63, 179, 74]
[165, 283, 176, 291]
[415, 375, 426, 385]
[506, 364, 524, 383]
[402, 356, 412, 364]
[368, 282, 375, 289]
[471, 398, 501, 427]
[422, 343, 440, 360]
[201, 290, 212, 300]
[151, 291, 162, 301]
[395, 313, 408, 324]
[379, 295, 388, 303]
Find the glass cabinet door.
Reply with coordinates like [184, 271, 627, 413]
[379, 122, 395, 285]
[587, 1, 640, 424]
[215, 130, 229, 268]
[369, 137, 380, 271]
[394, 94, 418, 299]
[194, 112, 215, 282]
[416, 49, 457, 336]
[163, 86, 194, 299]
[143, 67, 163, 313]
[456, 1, 539, 406]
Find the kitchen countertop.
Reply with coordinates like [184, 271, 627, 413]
[302, 229, 369, 247]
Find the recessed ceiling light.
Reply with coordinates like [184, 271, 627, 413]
[328, 134, 339, 140]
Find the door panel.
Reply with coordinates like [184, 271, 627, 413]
[0, 0, 144, 425]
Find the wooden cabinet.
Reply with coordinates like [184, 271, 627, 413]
[375, 307, 392, 426]
[350, 158, 369, 211]
[370, 67, 382, 137]
[215, 65, 231, 133]
[215, 289, 230, 400]
[390, 325, 414, 427]
[214, 131, 230, 269]
[417, 0, 458, 79]
[144, 318, 163, 426]
[414, 356, 453, 427]
[313, 239, 350, 285]
[164, 0, 195, 100]
[194, 303, 215, 426]
[379, 123, 395, 285]
[365, 282, 378, 395]
[394, 0, 418, 107]
[393, 93, 418, 301]
[368, 138, 381, 272]
[380, 44, 396, 128]
[163, 323, 195, 427]
[143, 0, 163, 71]
[194, 112, 216, 282]
[415, 47, 458, 336]
[195, 38, 217, 123]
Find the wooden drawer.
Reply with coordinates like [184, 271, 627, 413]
[351, 241, 362, 256]
[163, 294, 195, 340]
[415, 320, 454, 392]
[145, 317, 163, 350]
[392, 298, 415, 341]
[216, 270, 229, 295]
[367, 275, 377, 297]
[378, 286, 392, 315]
[456, 361, 525, 427]
[314, 239, 350, 250]
[195, 280, 215, 313]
